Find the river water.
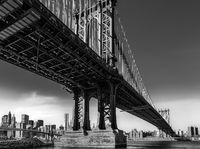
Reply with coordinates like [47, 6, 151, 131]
[30, 141, 200, 149]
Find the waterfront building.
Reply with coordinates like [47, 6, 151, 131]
[59, 125, 64, 130]
[11, 114, 16, 128]
[1, 115, 8, 127]
[152, 130, 159, 137]
[28, 120, 34, 127]
[21, 114, 29, 125]
[15, 123, 26, 138]
[64, 113, 69, 131]
[51, 125, 56, 132]
[45, 125, 50, 133]
[8, 111, 11, 125]
[37, 120, 44, 127]
[139, 131, 143, 139]
[194, 127, 198, 136]
[177, 129, 184, 137]
[188, 126, 195, 137]
[129, 129, 138, 140]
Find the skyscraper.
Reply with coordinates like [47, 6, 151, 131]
[11, 114, 16, 127]
[28, 120, 34, 127]
[21, 114, 29, 125]
[8, 111, 11, 125]
[1, 115, 8, 127]
[188, 126, 195, 137]
[64, 113, 69, 131]
[37, 120, 44, 127]
[194, 127, 198, 136]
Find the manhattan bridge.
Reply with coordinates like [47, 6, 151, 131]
[0, 0, 175, 136]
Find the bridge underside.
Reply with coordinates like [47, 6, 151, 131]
[0, 0, 175, 136]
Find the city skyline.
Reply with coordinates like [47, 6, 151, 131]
[1, 0, 200, 132]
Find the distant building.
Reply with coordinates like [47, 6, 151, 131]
[58, 125, 65, 135]
[177, 129, 184, 137]
[129, 129, 138, 140]
[15, 123, 26, 138]
[45, 125, 50, 133]
[21, 114, 29, 125]
[59, 125, 64, 130]
[28, 120, 34, 127]
[194, 127, 198, 136]
[188, 126, 195, 137]
[64, 113, 69, 131]
[139, 131, 143, 139]
[8, 111, 11, 125]
[51, 125, 56, 131]
[11, 114, 16, 128]
[1, 115, 8, 127]
[37, 120, 44, 127]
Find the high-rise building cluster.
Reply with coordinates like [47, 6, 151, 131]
[0, 111, 94, 139]
[175, 126, 200, 140]
[0, 111, 58, 139]
[187, 126, 199, 137]
[128, 129, 161, 140]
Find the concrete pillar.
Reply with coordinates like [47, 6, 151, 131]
[97, 88, 105, 130]
[83, 91, 91, 130]
[73, 90, 80, 131]
[109, 82, 118, 130]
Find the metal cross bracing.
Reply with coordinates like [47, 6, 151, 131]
[0, 0, 115, 91]
[0, 0, 175, 136]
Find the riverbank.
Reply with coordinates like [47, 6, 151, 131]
[128, 140, 200, 148]
[0, 138, 53, 148]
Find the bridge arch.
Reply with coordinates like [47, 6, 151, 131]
[89, 97, 98, 129]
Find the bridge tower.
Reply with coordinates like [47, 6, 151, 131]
[70, 0, 120, 132]
[158, 109, 170, 138]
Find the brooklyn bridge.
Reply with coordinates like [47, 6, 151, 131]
[0, 0, 175, 145]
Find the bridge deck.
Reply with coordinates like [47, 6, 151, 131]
[0, 0, 174, 136]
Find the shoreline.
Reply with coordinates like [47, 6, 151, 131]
[0, 138, 53, 149]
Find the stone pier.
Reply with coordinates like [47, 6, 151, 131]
[54, 129, 127, 148]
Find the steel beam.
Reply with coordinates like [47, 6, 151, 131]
[82, 90, 91, 131]
[97, 87, 106, 130]
[72, 89, 81, 131]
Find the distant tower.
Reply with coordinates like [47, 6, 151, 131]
[64, 113, 69, 131]
[11, 114, 16, 128]
[21, 114, 29, 125]
[188, 126, 194, 137]
[1, 115, 8, 127]
[37, 120, 44, 127]
[8, 111, 12, 125]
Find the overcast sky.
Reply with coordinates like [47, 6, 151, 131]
[1, 0, 200, 132]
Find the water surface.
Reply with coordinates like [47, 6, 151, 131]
[30, 141, 200, 149]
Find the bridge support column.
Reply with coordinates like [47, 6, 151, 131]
[109, 82, 119, 130]
[83, 91, 91, 131]
[72, 90, 81, 131]
[97, 88, 105, 130]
